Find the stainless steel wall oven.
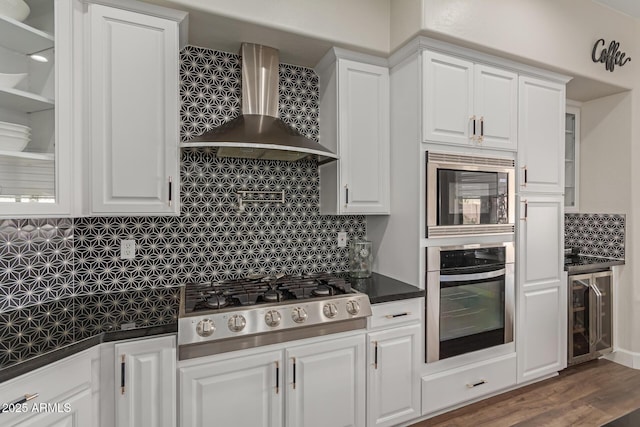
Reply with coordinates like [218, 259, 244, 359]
[426, 242, 515, 363]
[426, 151, 515, 238]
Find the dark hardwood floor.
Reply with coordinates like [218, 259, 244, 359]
[411, 359, 640, 427]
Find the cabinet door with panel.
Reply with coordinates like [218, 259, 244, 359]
[115, 335, 176, 427]
[422, 51, 517, 150]
[317, 49, 390, 215]
[518, 76, 565, 193]
[87, 3, 181, 215]
[179, 350, 283, 427]
[367, 324, 421, 427]
[286, 335, 366, 427]
[516, 195, 566, 383]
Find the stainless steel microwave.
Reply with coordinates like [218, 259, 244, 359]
[426, 151, 515, 238]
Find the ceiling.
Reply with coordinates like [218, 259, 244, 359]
[593, 0, 640, 19]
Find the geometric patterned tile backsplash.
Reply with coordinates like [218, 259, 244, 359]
[0, 45, 365, 313]
[564, 213, 625, 259]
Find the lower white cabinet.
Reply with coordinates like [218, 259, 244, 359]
[366, 299, 422, 427]
[516, 195, 566, 383]
[114, 335, 176, 427]
[0, 349, 95, 427]
[179, 334, 366, 427]
[421, 353, 516, 414]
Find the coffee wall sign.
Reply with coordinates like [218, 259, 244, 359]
[592, 39, 631, 72]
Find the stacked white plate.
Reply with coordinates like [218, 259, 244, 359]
[0, 120, 31, 152]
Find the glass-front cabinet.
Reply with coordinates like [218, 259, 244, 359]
[565, 104, 580, 212]
[0, 0, 73, 217]
[568, 270, 613, 366]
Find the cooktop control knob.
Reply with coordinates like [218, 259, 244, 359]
[228, 314, 247, 332]
[196, 318, 216, 337]
[291, 307, 308, 324]
[265, 310, 282, 327]
[323, 303, 338, 318]
[346, 300, 360, 316]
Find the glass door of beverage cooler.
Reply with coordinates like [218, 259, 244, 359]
[568, 271, 613, 366]
[569, 273, 592, 364]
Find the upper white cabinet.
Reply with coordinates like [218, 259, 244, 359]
[316, 48, 390, 215]
[565, 103, 580, 212]
[115, 335, 176, 427]
[422, 50, 518, 151]
[0, 0, 74, 218]
[517, 76, 566, 194]
[85, 1, 185, 216]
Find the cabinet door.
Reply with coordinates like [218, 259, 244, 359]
[88, 4, 179, 215]
[179, 351, 283, 427]
[367, 324, 420, 427]
[286, 335, 366, 427]
[518, 76, 565, 193]
[115, 336, 176, 427]
[0, 0, 74, 218]
[338, 59, 390, 214]
[516, 195, 566, 382]
[422, 51, 474, 145]
[474, 64, 518, 150]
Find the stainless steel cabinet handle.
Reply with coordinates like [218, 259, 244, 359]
[275, 361, 279, 394]
[480, 116, 484, 138]
[0, 393, 39, 413]
[470, 115, 476, 140]
[521, 166, 528, 187]
[591, 283, 603, 345]
[384, 312, 411, 319]
[520, 200, 528, 221]
[168, 176, 173, 207]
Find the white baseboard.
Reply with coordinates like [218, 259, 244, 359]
[605, 349, 640, 369]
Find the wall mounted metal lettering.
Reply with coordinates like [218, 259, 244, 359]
[592, 39, 631, 72]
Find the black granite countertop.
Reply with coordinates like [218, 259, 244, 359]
[0, 287, 180, 383]
[565, 255, 625, 274]
[348, 272, 425, 304]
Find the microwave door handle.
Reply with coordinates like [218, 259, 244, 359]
[439, 268, 506, 283]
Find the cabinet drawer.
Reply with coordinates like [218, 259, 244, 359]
[421, 353, 516, 415]
[369, 298, 422, 330]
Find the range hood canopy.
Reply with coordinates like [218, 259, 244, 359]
[183, 43, 338, 164]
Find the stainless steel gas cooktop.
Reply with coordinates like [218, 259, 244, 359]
[178, 273, 372, 360]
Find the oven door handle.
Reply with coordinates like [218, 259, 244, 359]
[439, 268, 506, 283]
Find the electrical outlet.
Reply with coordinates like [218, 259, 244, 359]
[121, 239, 136, 260]
[337, 232, 347, 248]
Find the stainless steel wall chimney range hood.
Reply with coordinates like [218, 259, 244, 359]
[181, 43, 338, 164]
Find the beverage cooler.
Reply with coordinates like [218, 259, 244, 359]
[568, 270, 613, 365]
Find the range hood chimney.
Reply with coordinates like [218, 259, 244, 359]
[183, 43, 338, 164]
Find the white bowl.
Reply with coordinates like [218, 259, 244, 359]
[0, 0, 30, 22]
[0, 134, 29, 151]
[0, 120, 30, 132]
[0, 129, 30, 138]
[0, 72, 27, 89]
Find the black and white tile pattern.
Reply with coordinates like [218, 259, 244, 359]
[565, 214, 625, 259]
[0, 46, 365, 368]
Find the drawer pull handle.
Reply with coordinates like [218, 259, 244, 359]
[385, 312, 411, 319]
[467, 379, 487, 389]
[0, 393, 39, 413]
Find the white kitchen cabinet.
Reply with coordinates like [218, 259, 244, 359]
[85, 2, 185, 216]
[0, 0, 75, 218]
[422, 51, 518, 151]
[367, 323, 421, 427]
[179, 350, 283, 427]
[516, 195, 566, 383]
[0, 348, 95, 426]
[115, 335, 176, 427]
[517, 76, 566, 194]
[179, 333, 365, 427]
[286, 335, 366, 427]
[316, 48, 390, 215]
[565, 103, 581, 212]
